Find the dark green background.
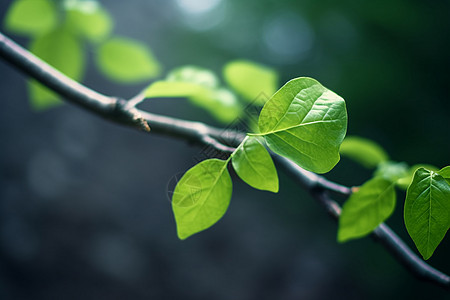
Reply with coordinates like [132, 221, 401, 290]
[0, 0, 449, 299]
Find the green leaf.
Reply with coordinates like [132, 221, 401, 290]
[166, 66, 242, 121]
[4, 0, 57, 36]
[65, 0, 112, 42]
[28, 30, 85, 110]
[172, 159, 232, 239]
[144, 66, 242, 123]
[374, 161, 409, 183]
[145, 81, 242, 123]
[404, 168, 450, 260]
[145, 80, 210, 99]
[338, 177, 396, 242]
[167, 65, 219, 89]
[340, 136, 388, 168]
[96, 37, 161, 83]
[397, 164, 439, 189]
[223, 60, 278, 105]
[438, 166, 450, 185]
[203, 88, 242, 123]
[258, 77, 347, 174]
[231, 137, 279, 192]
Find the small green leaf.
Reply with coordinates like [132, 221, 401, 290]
[340, 136, 388, 168]
[231, 137, 279, 192]
[258, 77, 347, 174]
[223, 60, 278, 105]
[96, 37, 161, 83]
[404, 168, 450, 260]
[145, 80, 210, 99]
[397, 164, 439, 190]
[172, 159, 232, 240]
[28, 30, 85, 110]
[144, 66, 242, 123]
[65, 1, 112, 42]
[438, 166, 450, 185]
[165, 66, 242, 121]
[338, 177, 396, 242]
[167, 65, 219, 89]
[374, 161, 409, 183]
[203, 88, 242, 123]
[4, 0, 57, 36]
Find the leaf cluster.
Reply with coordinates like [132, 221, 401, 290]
[171, 77, 348, 239]
[338, 138, 450, 259]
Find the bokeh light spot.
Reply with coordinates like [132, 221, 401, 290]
[263, 12, 314, 64]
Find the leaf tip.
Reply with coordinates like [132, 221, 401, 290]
[176, 230, 191, 241]
[337, 231, 349, 244]
[268, 180, 279, 193]
[422, 254, 432, 260]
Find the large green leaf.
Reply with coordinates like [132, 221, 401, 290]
[404, 168, 450, 260]
[28, 30, 85, 110]
[438, 166, 450, 185]
[340, 136, 388, 168]
[223, 60, 278, 105]
[96, 37, 161, 83]
[172, 159, 232, 240]
[258, 77, 347, 174]
[65, 0, 112, 42]
[338, 177, 396, 242]
[5, 0, 57, 36]
[231, 137, 278, 192]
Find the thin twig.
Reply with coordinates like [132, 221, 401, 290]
[126, 90, 147, 109]
[0, 31, 448, 290]
[274, 156, 352, 196]
[373, 224, 450, 289]
[200, 135, 236, 153]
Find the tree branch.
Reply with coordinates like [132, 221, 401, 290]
[1, 31, 448, 290]
[0, 33, 114, 114]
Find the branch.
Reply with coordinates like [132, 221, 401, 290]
[1, 31, 449, 290]
[0, 33, 114, 114]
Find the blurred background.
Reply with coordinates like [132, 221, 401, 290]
[0, 0, 449, 299]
